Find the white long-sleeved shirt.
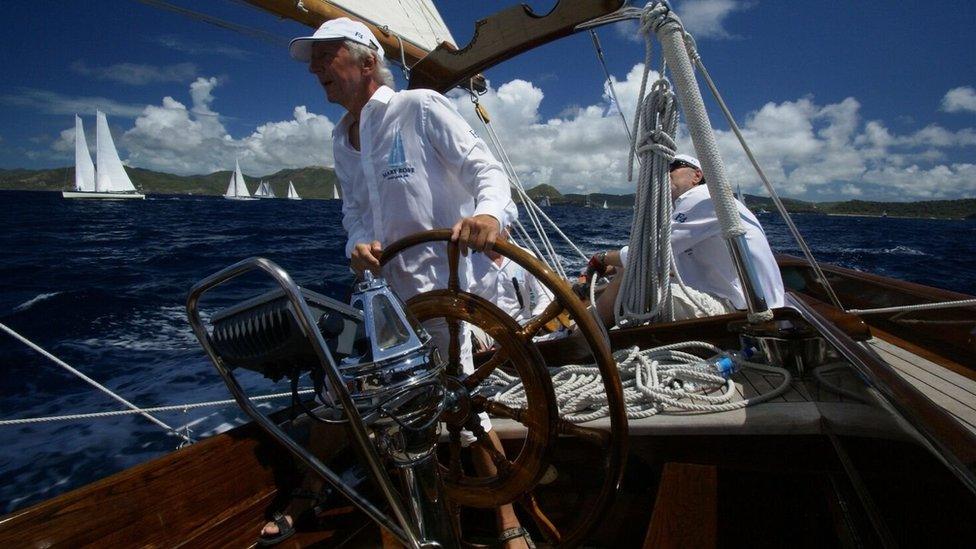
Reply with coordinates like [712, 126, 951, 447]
[471, 249, 554, 324]
[620, 185, 784, 309]
[334, 86, 515, 300]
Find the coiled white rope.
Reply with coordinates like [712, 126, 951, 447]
[613, 12, 678, 326]
[0, 389, 315, 426]
[484, 341, 791, 423]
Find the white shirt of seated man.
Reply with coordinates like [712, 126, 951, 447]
[619, 154, 784, 318]
[470, 237, 556, 350]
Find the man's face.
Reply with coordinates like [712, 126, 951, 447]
[308, 41, 363, 108]
[669, 164, 702, 201]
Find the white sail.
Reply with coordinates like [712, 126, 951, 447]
[266, 182, 277, 198]
[94, 110, 136, 193]
[74, 115, 96, 192]
[331, 184, 340, 200]
[329, 0, 456, 52]
[225, 172, 237, 197]
[287, 181, 301, 200]
[603, 200, 608, 209]
[233, 159, 250, 197]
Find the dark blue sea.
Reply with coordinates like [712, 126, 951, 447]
[1, 190, 974, 512]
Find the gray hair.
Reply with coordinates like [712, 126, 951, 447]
[345, 41, 395, 89]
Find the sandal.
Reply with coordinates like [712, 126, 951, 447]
[257, 512, 296, 547]
[498, 526, 536, 549]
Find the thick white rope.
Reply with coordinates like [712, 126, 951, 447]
[613, 12, 677, 326]
[846, 298, 976, 316]
[646, 5, 743, 241]
[484, 341, 791, 423]
[0, 390, 315, 426]
[682, 33, 844, 310]
[1, 322, 192, 443]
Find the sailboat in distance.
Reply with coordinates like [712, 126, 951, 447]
[253, 180, 276, 199]
[286, 181, 301, 200]
[223, 159, 256, 200]
[330, 184, 340, 200]
[62, 111, 144, 199]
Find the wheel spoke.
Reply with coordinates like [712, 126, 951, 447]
[555, 417, 610, 448]
[519, 492, 563, 545]
[463, 349, 509, 390]
[468, 419, 512, 476]
[519, 300, 565, 340]
[447, 426, 463, 482]
[475, 398, 529, 426]
[447, 239, 460, 292]
[447, 317, 461, 377]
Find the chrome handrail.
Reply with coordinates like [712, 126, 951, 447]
[186, 257, 422, 548]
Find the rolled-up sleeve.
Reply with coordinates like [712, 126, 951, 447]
[423, 94, 513, 226]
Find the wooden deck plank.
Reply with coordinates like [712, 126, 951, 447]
[869, 340, 976, 412]
[869, 338, 976, 399]
[865, 340, 976, 433]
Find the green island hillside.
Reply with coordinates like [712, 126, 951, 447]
[2, 168, 973, 218]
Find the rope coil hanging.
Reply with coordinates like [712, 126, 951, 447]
[612, 7, 678, 326]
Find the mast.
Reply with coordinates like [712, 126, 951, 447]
[74, 115, 96, 192]
[94, 111, 137, 193]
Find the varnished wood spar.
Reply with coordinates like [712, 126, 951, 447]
[240, 0, 433, 68]
[409, 0, 626, 92]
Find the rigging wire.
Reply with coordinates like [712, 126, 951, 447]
[0, 322, 193, 443]
[132, 0, 290, 48]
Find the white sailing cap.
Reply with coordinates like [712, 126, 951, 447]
[289, 18, 385, 62]
[672, 154, 701, 170]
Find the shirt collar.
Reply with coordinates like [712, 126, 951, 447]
[674, 184, 709, 206]
[337, 85, 396, 136]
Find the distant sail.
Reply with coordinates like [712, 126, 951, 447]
[331, 184, 340, 200]
[602, 200, 608, 209]
[224, 159, 255, 200]
[94, 110, 136, 193]
[287, 181, 301, 200]
[74, 115, 95, 192]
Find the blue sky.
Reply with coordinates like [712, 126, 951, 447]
[1, 0, 974, 201]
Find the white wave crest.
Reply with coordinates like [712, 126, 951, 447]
[13, 292, 62, 313]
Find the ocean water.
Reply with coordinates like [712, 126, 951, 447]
[1, 190, 974, 512]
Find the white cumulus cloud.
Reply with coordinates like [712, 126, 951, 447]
[941, 86, 976, 114]
[119, 77, 335, 175]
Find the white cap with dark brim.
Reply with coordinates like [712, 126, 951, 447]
[289, 17, 385, 62]
[672, 153, 701, 171]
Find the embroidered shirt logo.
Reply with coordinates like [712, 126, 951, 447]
[674, 212, 687, 223]
[382, 128, 415, 181]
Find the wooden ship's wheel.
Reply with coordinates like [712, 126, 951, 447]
[381, 229, 628, 547]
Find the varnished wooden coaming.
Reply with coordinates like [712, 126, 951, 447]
[778, 254, 976, 369]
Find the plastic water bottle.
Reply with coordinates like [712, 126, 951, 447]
[711, 347, 757, 380]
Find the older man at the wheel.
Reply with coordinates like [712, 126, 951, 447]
[266, 18, 532, 549]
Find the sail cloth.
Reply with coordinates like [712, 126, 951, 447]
[234, 160, 249, 197]
[94, 111, 137, 193]
[327, 0, 456, 52]
[74, 115, 96, 192]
